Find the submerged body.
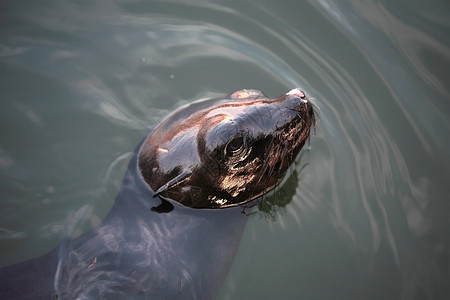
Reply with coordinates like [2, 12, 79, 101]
[0, 89, 315, 299]
[0, 148, 247, 299]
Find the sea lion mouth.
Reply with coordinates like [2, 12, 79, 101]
[138, 88, 316, 209]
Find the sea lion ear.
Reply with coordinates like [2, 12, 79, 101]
[229, 89, 266, 99]
[153, 169, 192, 198]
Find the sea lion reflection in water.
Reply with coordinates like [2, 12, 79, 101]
[0, 88, 315, 299]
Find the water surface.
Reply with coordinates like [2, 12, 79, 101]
[0, 0, 449, 299]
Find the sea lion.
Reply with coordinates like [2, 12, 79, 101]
[0, 88, 315, 299]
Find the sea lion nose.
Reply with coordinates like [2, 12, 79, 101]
[286, 88, 308, 103]
[284, 89, 311, 114]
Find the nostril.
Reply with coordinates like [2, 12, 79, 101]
[286, 88, 306, 99]
[286, 88, 309, 104]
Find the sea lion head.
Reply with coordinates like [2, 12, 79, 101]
[138, 88, 315, 208]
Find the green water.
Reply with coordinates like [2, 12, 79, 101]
[1, 0, 449, 299]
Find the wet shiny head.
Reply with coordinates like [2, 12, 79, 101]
[138, 89, 315, 208]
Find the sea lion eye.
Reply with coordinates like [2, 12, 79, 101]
[225, 135, 245, 157]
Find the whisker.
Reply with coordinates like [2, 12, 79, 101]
[309, 100, 320, 110]
[278, 139, 290, 171]
[256, 137, 276, 185]
[266, 140, 282, 181]
[273, 139, 292, 207]
[248, 135, 276, 203]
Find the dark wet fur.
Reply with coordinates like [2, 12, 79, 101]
[252, 100, 316, 214]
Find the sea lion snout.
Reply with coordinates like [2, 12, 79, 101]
[286, 88, 306, 99]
